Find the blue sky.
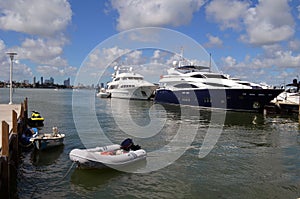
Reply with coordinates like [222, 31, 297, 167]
[0, 0, 299, 86]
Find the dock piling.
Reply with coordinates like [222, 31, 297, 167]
[1, 121, 9, 198]
[1, 121, 9, 157]
[0, 99, 26, 198]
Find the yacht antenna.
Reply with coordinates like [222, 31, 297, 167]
[180, 47, 184, 58]
[209, 53, 212, 72]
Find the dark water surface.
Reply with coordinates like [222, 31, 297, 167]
[0, 88, 299, 199]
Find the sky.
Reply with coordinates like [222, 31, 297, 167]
[0, 0, 300, 86]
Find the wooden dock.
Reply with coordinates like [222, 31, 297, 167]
[0, 98, 28, 198]
[0, 104, 21, 150]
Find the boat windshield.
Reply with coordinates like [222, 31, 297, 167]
[203, 82, 230, 87]
[191, 74, 205, 78]
[123, 77, 143, 80]
[174, 83, 198, 88]
[203, 74, 228, 79]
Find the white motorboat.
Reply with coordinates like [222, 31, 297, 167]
[271, 79, 300, 113]
[154, 58, 283, 112]
[96, 88, 111, 98]
[69, 139, 146, 169]
[30, 127, 65, 150]
[106, 65, 157, 100]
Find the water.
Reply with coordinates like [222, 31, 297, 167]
[0, 88, 300, 198]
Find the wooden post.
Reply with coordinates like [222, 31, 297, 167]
[20, 102, 24, 119]
[1, 121, 9, 157]
[11, 110, 18, 168]
[1, 121, 9, 198]
[24, 98, 28, 120]
[12, 110, 17, 134]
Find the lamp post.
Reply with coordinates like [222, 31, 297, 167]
[6, 52, 17, 105]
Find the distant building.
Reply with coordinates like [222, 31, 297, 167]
[41, 76, 43, 85]
[44, 77, 54, 85]
[50, 77, 54, 84]
[33, 76, 36, 84]
[64, 78, 70, 87]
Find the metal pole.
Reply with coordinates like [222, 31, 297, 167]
[6, 52, 17, 105]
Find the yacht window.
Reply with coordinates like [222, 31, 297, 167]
[191, 74, 204, 78]
[203, 74, 227, 79]
[174, 83, 198, 88]
[114, 77, 120, 81]
[109, 85, 118, 89]
[203, 82, 230, 87]
[238, 82, 251, 86]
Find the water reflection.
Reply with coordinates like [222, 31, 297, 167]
[30, 145, 64, 166]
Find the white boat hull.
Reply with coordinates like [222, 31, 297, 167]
[96, 91, 111, 98]
[30, 133, 65, 150]
[69, 144, 147, 169]
[109, 86, 156, 100]
[271, 92, 300, 105]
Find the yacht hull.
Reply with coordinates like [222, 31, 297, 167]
[110, 86, 156, 100]
[154, 88, 283, 112]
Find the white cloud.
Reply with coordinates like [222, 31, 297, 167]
[0, 0, 72, 36]
[289, 39, 300, 51]
[222, 56, 237, 68]
[298, 5, 300, 19]
[36, 65, 77, 77]
[206, 0, 295, 46]
[205, 0, 249, 30]
[0, 59, 33, 81]
[220, 46, 300, 84]
[0, 1, 74, 82]
[0, 39, 5, 51]
[204, 34, 223, 48]
[242, 0, 295, 45]
[16, 37, 68, 66]
[110, 0, 205, 31]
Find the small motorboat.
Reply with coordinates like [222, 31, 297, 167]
[28, 111, 44, 127]
[30, 127, 65, 150]
[69, 138, 146, 169]
[96, 88, 111, 98]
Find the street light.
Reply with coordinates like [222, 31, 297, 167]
[6, 52, 17, 105]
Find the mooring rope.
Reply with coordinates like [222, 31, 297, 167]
[28, 161, 76, 198]
[60, 161, 76, 182]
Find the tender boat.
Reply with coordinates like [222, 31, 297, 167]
[28, 111, 44, 127]
[69, 138, 146, 169]
[106, 65, 157, 100]
[154, 59, 283, 112]
[30, 127, 65, 150]
[96, 88, 111, 98]
[271, 79, 300, 113]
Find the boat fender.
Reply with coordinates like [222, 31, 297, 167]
[32, 128, 39, 137]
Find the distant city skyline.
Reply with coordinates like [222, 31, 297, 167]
[0, 76, 71, 87]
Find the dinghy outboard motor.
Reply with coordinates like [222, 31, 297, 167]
[120, 138, 141, 151]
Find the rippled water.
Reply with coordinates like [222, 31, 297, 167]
[0, 88, 299, 199]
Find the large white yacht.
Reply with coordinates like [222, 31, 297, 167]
[106, 65, 157, 100]
[154, 60, 283, 112]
